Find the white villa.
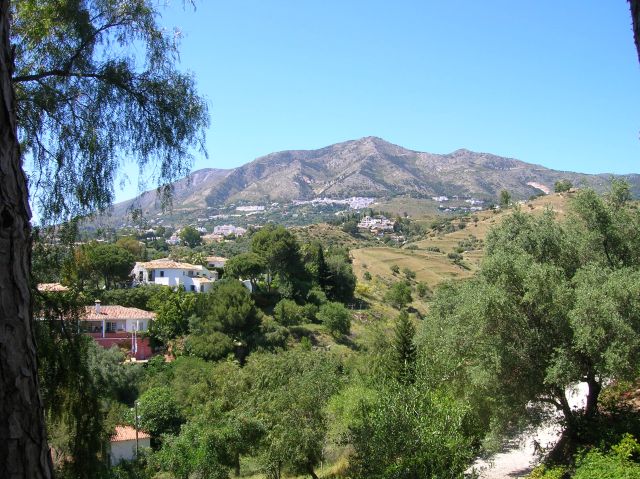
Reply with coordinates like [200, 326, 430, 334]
[132, 258, 218, 293]
[213, 224, 247, 237]
[109, 425, 151, 466]
[357, 215, 395, 232]
[206, 256, 227, 269]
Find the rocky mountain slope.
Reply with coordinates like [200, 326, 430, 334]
[108, 136, 640, 220]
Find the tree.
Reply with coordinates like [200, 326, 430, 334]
[179, 226, 202, 248]
[384, 281, 412, 309]
[250, 225, 308, 297]
[115, 236, 144, 259]
[273, 299, 306, 327]
[422, 190, 640, 442]
[1, 1, 208, 474]
[148, 287, 198, 345]
[630, 0, 640, 63]
[499, 189, 511, 208]
[392, 311, 417, 384]
[346, 384, 476, 479]
[317, 301, 351, 337]
[153, 418, 231, 479]
[224, 252, 266, 290]
[190, 280, 262, 363]
[554, 179, 573, 193]
[302, 241, 329, 289]
[85, 242, 135, 289]
[135, 386, 184, 439]
[241, 350, 344, 479]
[1, 2, 51, 475]
[324, 252, 356, 303]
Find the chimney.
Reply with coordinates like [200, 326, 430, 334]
[95, 299, 101, 314]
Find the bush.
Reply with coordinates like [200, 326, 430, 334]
[317, 302, 351, 336]
[273, 299, 306, 326]
[402, 267, 416, 280]
[384, 281, 413, 309]
[416, 282, 431, 299]
[390, 264, 400, 274]
[363, 271, 372, 281]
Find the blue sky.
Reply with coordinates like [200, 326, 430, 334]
[118, 1, 640, 202]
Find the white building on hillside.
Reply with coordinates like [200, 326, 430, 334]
[132, 259, 218, 293]
[357, 215, 395, 231]
[213, 224, 247, 237]
[109, 425, 151, 466]
[206, 256, 227, 269]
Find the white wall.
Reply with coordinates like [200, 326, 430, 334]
[109, 437, 150, 466]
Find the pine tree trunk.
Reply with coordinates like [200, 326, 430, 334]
[0, 1, 53, 477]
[630, 0, 640, 63]
[307, 465, 319, 479]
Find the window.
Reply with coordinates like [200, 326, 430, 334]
[190, 285, 195, 292]
[200, 285, 204, 292]
[160, 271, 164, 277]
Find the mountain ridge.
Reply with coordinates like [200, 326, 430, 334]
[106, 137, 640, 223]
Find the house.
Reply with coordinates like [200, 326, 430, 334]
[83, 302, 155, 360]
[206, 255, 227, 269]
[132, 258, 218, 293]
[212, 224, 247, 237]
[357, 215, 395, 232]
[109, 425, 151, 466]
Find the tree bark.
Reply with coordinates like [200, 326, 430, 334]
[584, 377, 601, 419]
[630, 0, 640, 63]
[307, 465, 319, 479]
[0, 1, 53, 477]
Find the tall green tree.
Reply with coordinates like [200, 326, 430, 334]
[422, 188, 640, 441]
[392, 311, 417, 384]
[189, 280, 262, 363]
[1, 2, 208, 474]
[250, 225, 308, 297]
[179, 226, 202, 248]
[224, 252, 266, 290]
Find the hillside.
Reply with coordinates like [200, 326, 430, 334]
[350, 192, 574, 317]
[103, 137, 640, 226]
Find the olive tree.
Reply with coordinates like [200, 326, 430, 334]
[422, 188, 640, 440]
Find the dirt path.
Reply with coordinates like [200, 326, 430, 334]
[468, 384, 589, 479]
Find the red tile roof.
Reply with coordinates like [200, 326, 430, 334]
[84, 305, 155, 321]
[111, 425, 150, 442]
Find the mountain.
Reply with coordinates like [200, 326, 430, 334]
[109, 167, 231, 219]
[105, 137, 640, 222]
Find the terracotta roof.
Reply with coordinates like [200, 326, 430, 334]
[111, 425, 150, 442]
[206, 256, 227, 263]
[37, 283, 69, 292]
[136, 259, 206, 270]
[84, 305, 155, 321]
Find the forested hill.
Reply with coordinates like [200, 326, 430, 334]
[107, 136, 640, 222]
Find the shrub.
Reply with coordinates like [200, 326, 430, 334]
[317, 302, 351, 336]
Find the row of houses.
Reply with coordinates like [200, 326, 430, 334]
[357, 215, 395, 232]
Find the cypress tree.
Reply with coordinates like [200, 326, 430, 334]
[392, 311, 417, 383]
